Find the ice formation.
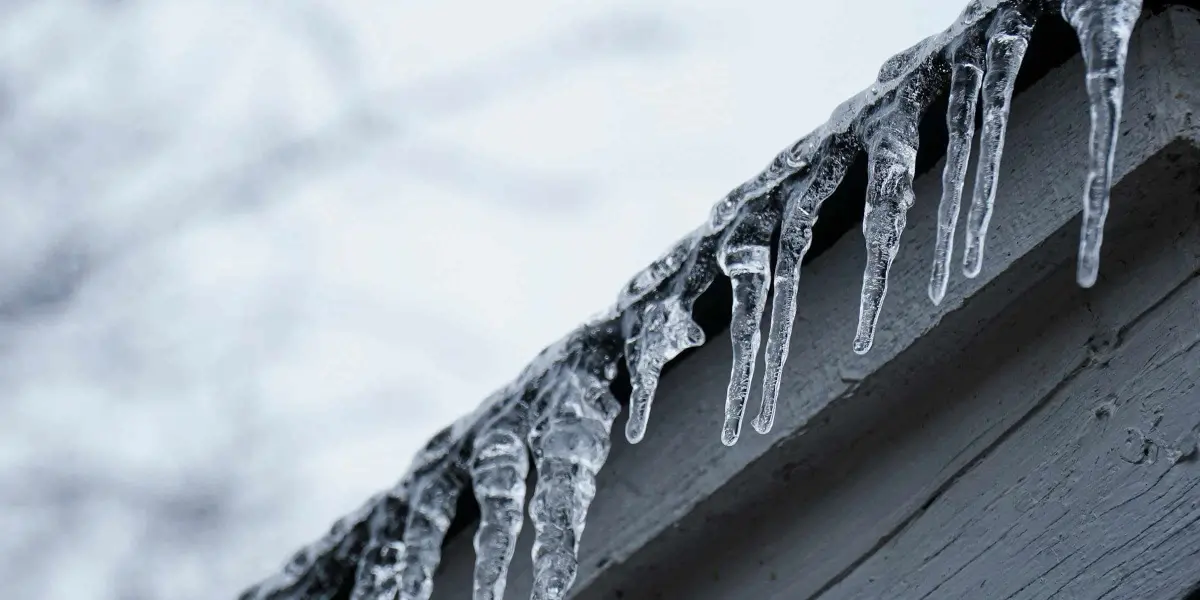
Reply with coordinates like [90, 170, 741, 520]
[242, 0, 1146, 597]
[962, 4, 1037, 279]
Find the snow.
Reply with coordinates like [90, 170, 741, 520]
[758, 149, 854, 433]
[929, 37, 985, 304]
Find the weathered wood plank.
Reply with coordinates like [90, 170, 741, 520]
[820, 212, 1200, 600]
[577, 137, 1200, 600]
[431, 8, 1200, 600]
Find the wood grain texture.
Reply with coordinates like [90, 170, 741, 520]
[430, 8, 1200, 600]
[816, 140, 1200, 600]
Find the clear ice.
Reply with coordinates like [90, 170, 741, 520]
[469, 410, 530, 600]
[757, 148, 852, 433]
[1062, 0, 1143, 286]
[717, 199, 780, 445]
[528, 367, 620, 599]
[962, 4, 1036, 278]
[929, 38, 984, 305]
[622, 295, 705, 444]
[244, 1, 1154, 598]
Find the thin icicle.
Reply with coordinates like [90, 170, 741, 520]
[469, 416, 530, 600]
[962, 5, 1036, 277]
[246, 2, 1165, 596]
[341, 429, 462, 600]
[756, 148, 853, 434]
[528, 370, 620, 600]
[929, 38, 985, 304]
[394, 464, 466, 600]
[349, 539, 405, 600]
[1062, 0, 1142, 286]
[622, 297, 705, 443]
[245, 498, 384, 600]
[854, 96, 923, 355]
[716, 202, 780, 445]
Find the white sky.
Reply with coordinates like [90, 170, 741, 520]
[0, 1, 968, 598]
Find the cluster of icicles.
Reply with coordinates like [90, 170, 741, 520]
[241, 0, 1143, 598]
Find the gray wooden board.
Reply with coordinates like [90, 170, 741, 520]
[818, 155, 1200, 599]
[577, 139, 1200, 600]
[818, 212, 1200, 598]
[430, 8, 1200, 600]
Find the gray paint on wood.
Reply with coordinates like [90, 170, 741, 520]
[817, 153, 1200, 598]
[431, 7, 1200, 600]
[577, 138, 1200, 600]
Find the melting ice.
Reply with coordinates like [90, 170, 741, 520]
[242, 1, 1146, 598]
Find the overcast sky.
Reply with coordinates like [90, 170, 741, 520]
[1, 1, 969, 598]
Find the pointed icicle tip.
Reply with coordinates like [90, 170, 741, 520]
[961, 5, 1036, 278]
[929, 38, 984, 305]
[717, 205, 778, 446]
[757, 149, 852, 434]
[855, 98, 921, 356]
[1062, 0, 1142, 287]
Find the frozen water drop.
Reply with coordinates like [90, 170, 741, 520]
[757, 147, 853, 434]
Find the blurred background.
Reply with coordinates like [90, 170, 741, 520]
[0, 0, 969, 598]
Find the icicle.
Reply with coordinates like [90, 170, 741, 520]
[345, 429, 466, 600]
[528, 369, 620, 600]
[1062, 0, 1142, 287]
[469, 414, 530, 600]
[929, 38, 985, 304]
[348, 525, 405, 600]
[854, 93, 923, 355]
[756, 147, 853, 434]
[622, 297, 705, 443]
[962, 5, 1036, 278]
[243, 500, 381, 600]
[716, 202, 780, 445]
[392, 464, 466, 600]
[246, 2, 1164, 596]
[338, 429, 463, 600]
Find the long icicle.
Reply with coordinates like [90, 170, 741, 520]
[755, 148, 852, 434]
[929, 38, 985, 304]
[395, 464, 466, 600]
[528, 370, 620, 600]
[717, 202, 781, 445]
[962, 4, 1036, 278]
[1062, 0, 1142, 287]
[469, 414, 530, 600]
[854, 100, 922, 355]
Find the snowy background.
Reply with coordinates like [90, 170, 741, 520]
[0, 1, 967, 598]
